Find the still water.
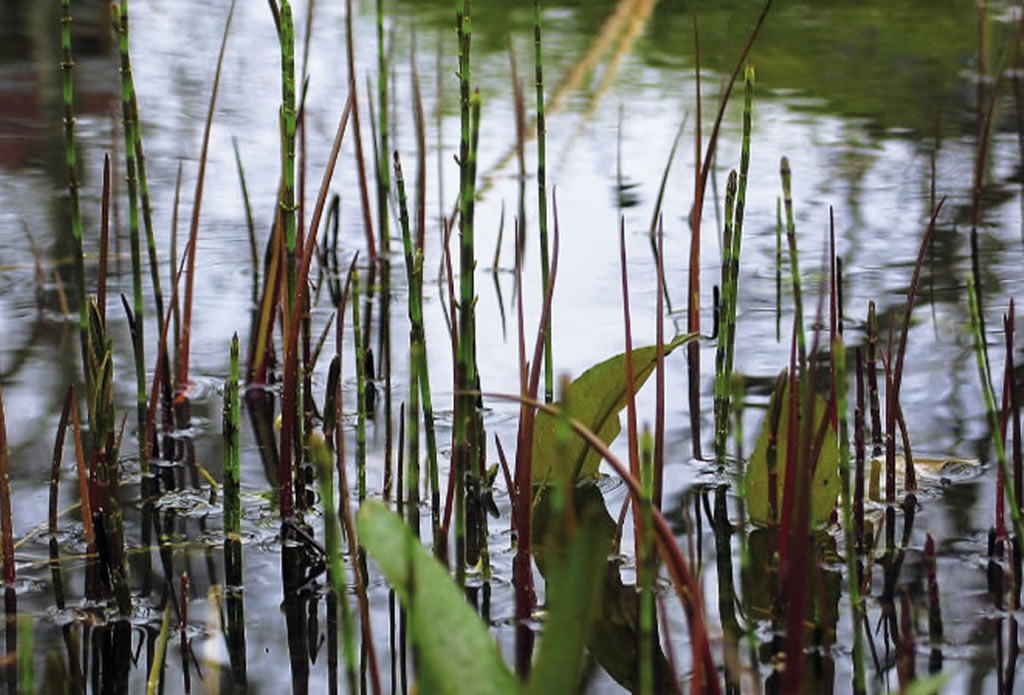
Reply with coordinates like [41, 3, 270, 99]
[0, 0, 1021, 692]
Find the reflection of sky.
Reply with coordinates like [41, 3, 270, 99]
[0, 1, 1020, 691]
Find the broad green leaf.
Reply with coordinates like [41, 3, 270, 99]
[531, 484, 675, 692]
[357, 501, 519, 695]
[532, 333, 696, 484]
[526, 497, 608, 695]
[746, 377, 840, 526]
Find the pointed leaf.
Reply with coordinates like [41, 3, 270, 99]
[532, 333, 695, 483]
[747, 379, 839, 525]
[357, 501, 519, 695]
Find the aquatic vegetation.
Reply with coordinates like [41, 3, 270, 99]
[4, 0, 1024, 693]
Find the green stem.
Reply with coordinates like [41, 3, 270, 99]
[352, 268, 367, 505]
[395, 153, 440, 549]
[534, 0, 553, 403]
[114, 1, 148, 475]
[833, 332, 866, 694]
[280, 0, 297, 316]
[967, 275, 1024, 544]
[60, 0, 90, 393]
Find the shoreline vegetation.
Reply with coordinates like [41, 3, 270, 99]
[0, 0, 1019, 692]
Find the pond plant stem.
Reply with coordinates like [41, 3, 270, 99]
[377, 0, 390, 256]
[639, 426, 655, 695]
[60, 0, 90, 391]
[534, 0, 554, 404]
[345, 0, 377, 263]
[113, 0, 149, 477]
[831, 209, 866, 695]
[279, 1, 298, 318]
[967, 274, 1024, 547]
[395, 152, 440, 550]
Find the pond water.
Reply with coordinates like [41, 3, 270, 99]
[0, 0, 1022, 692]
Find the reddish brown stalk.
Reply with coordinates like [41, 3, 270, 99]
[178, 1, 236, 392]
[50, 387, 74, 537]
[1011, 300, 1022, 518]
[143, 241, 192, 465]
[69, 391, 93, 547]
[98, 154, 110, 325]
[1000, 345, 1010, 537]
[619, 219, 643, 574]
[481, 390, 719, 694]
[782, 236, 834, 695]
[248, 208, 284, 384]
[891, 198, 945, 410]
[512, 193, 561, 636]
[345, 0, 377, 263]
[279, 92, 353, 521]
[897, 591, 916, 687]
[0, 384, 13, 586]
[777, 325, 800, 557]
[494, 435, 515, 519]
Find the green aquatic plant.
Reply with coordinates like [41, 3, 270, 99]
[358, 496, 608, 695]
[530, 333, 696, 484]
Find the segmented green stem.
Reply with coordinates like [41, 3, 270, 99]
[714, 170, 738, 461]
[312, 438, 359, 693]
[352, 268, 367, 504]
[60, 0, 90, 390]
[780, 157, 806, 366]
[395, 153, 440, 547]
[967, 275, 1024, 544]
[280, 1, 297, 315]
[833, 331, 867, 694]
[534, 0, 554, 403]
[124, 26, 164, 337]
[114, 2, 148, 474]
[775, 196, 782, 343]
[223, 335, 241, 540]
[455, 0, 477, 586]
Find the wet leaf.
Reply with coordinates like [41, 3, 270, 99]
[746, 378, 839, 526]
[532, 484, 675, 692]
[357, 501, 519, 695]
[526, 497, 608, 695]
[532, 333, 695, 484]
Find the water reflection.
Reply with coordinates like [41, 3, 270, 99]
[0, 0, 1023, 692]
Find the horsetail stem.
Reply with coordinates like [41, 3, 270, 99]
[280, 0, 298, 316]
[223, 334, 241, 541]
[60, 0, 90, 390]
[114, 1, 148, 475]
[714, 169, 738, 462]
[395, 153, 440, 548]
[352, 267, 367, 507]
[780, 156, 806, 368]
